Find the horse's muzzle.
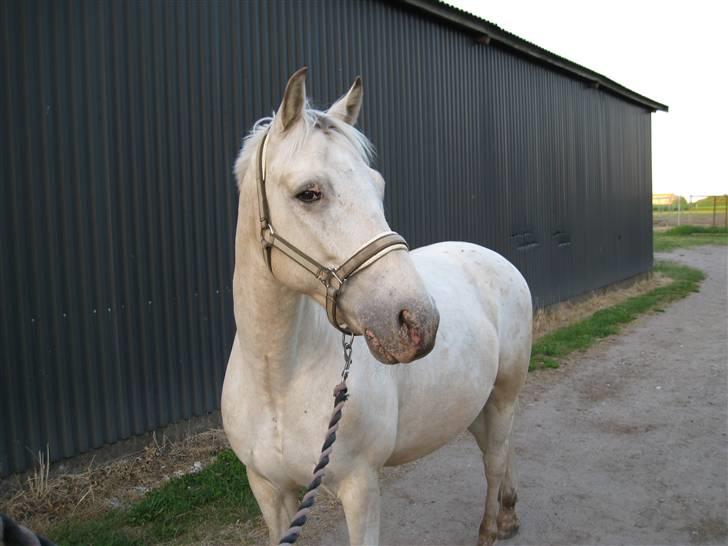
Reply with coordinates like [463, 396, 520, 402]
[364, 303, 439, 364]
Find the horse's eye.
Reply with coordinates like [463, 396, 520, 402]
[296, 190, 322, 203]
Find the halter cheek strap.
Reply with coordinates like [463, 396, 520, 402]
[254, 128, 409, 334]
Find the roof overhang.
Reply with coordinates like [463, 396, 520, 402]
[397, 0, 669, 113]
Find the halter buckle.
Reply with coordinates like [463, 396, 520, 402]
[261, 223, 275, 244]
[316, 267, 344, 288]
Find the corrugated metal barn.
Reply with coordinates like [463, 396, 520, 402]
[0, 0, 667, 476]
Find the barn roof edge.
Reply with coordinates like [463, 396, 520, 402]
[396, 0, 669, 113]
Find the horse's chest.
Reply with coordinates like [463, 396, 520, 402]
[225, 392, 331, 485]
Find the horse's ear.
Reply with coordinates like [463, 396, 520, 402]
[328, 76, 363, 125]
[275, 67, 308, 133]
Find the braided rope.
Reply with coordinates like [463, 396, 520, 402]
[0, 513, 56, 546]
[277, 381, 349, 545]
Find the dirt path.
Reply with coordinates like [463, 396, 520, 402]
[300, 245, 727, 546]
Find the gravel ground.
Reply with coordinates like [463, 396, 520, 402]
[301, 245, 727, 546]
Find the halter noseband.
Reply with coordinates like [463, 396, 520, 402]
[255, 128, 409, 334]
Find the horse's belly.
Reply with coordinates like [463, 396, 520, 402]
[385, 335, 498, 465]
[386, 374, 494, 465]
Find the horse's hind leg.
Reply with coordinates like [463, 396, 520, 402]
[468, 385, 521, 546]
[497, 441, 519, 539]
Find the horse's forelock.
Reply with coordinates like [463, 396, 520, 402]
[234, 106, 373, 190]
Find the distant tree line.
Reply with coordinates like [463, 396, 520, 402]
[653, 195, 727, 212]
[693, 195, 727, 208]
[653, 196, 688, 211]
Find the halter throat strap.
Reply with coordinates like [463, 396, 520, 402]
[254, 128, 409, 334]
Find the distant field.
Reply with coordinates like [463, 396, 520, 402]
[654, 209, 728, 227]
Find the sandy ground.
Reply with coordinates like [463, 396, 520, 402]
[295, 245, 727, 546]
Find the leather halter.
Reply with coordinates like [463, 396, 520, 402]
[255, 127, 409, 334]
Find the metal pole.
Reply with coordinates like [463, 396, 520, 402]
[724, 195, 727, 228]
[677, 194, 681, 226]
[713, 195, 717, 227]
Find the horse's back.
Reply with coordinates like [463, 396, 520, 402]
[411, 241, 532, 330]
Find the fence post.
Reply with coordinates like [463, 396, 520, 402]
[677, 195, 681, 225]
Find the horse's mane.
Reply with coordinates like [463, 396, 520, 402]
[234, 102, 374, 190]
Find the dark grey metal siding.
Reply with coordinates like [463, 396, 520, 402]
[0, 0, 654, 476]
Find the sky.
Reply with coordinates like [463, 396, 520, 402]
[448, 0, 727, 199]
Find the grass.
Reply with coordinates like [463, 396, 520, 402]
[662, 225, 728, 235]
[530, 261, 704, 371]
[49, 449, 259, 545]
[653, 225, 728, 252]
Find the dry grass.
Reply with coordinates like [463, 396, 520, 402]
[532, 272, 670, 341]
[25, 444, 51, 502]
[0, 429, 230, 535]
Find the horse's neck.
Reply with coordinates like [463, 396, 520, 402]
[232, 175, 333, 390]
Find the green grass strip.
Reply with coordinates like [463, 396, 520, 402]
[530, 261, 704, 371]
[653, 226, 728, 252]
[49, 449, 259, 545]
[664, 225, 728, 236]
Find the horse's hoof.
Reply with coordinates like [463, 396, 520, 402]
[477, 530, 497, 546]
[497, 511, 520, 539]
[497, 523, 519, 540]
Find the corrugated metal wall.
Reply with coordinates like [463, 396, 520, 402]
[0, 0, 653, 476]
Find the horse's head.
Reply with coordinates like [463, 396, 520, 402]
[235, 68, 439, 364]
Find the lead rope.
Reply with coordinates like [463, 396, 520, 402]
[277, 333, 354, 545]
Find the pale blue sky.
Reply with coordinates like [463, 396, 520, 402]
[449, 0, 727, 197]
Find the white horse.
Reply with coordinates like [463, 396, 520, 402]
[222, 68, 532, 546]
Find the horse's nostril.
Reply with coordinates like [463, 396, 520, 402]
[399, 309, 422, 347]
[399, 309, 413, 327]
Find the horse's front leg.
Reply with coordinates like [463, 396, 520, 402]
[246, 467, 298, 546]
[337, 465, 381, 546]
